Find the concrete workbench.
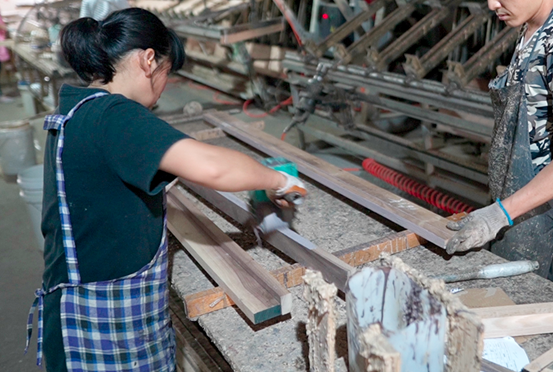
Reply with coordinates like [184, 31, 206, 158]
[168, 132, 553, 371]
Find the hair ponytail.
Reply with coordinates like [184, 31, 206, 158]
[60, 8, 185, 85]
[60, 18, 115, 84]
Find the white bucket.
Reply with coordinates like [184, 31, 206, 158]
[0, 120, 37, 182]
[17, 164, 44, 252]
[17, 81, 38, 117]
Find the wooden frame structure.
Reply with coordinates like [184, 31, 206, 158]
[162, 109, 465, 319]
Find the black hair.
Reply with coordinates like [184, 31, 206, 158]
[60, 8, 185, 84]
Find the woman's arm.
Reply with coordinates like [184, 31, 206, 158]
[159, 138, 287, 192]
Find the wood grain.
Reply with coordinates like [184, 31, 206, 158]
[481, 359, 515, 372]
[203, 111, 455, 248]
[166, 188, 291, 324]
[303, 270, 338, 372]
[472, 303, 553, 338]
[523, 347, 553, 372]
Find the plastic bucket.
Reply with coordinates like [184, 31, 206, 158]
[17, 164, 44, 251]
[17, 81, 38, 117]
[0, 120, 37, 182]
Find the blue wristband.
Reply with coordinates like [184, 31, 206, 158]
[496, 198, 514, 226]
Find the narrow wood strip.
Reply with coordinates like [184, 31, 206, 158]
[203, 110, 455, 248]
[481, 359, 516, 372]
[523, 347, 553, 372]
[167, 189, 291, 324]
[472, 303, 553, 318]
[471, 303, 553, 338]
[478, 313, 553, 338]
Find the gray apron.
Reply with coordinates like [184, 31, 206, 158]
[488, 25, 553, 279]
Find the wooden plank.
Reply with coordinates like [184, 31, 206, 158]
[481, 359, 516, 372]
[524, 348, 553, 372]
[179, 181, 356, 292]
[456, 287, 531, 344]
[166, 188, 292, 324]
[303, 269, 338, 372]
[524, 347, 553, 372]
[203, 111, 455, 248]
[472, 303, 553, 338]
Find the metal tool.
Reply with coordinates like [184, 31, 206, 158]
[249, 157, 301, 241]
[431, 260, 539, 283]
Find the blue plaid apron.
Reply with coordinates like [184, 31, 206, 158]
[25, 93, 176, 371]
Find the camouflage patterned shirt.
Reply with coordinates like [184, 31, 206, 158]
[506, 14, 553, 173]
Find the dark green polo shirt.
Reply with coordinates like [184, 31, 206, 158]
[41, 84, 188, 371]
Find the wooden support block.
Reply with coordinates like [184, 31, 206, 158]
[472, 303, 553, 338]
[169, 290, 231, 371]
[357, 324, 401, 372]
[203, 111, 455, 248]
[166, 188, 291, 324]
[524, 347, 553, 372]
[335, 230, 424, 267]
[303, 269, 338, 372]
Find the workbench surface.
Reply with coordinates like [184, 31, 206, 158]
[168, 135, 553, 372]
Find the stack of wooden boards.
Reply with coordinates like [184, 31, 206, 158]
[162, 109, 459, 324]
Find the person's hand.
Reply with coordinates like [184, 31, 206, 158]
[445, 202, 510, 254]
[266, 171, 307, 208]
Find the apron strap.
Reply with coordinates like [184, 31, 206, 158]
[26, 92, 109, 366]
[44, 92, 108, 285]
[25, 288, 44, 366]
[25, 281, 78, 366]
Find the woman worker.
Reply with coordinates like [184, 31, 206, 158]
[446, 0, 553, 279]
[25, 8, 306, 371]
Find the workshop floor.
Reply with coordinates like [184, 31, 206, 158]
[0, 76, 428, 371]
[0, 87, 43, 370]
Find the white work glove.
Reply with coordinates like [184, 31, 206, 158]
[265, 171, 307, 208]
[445, 202, 511, 254]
